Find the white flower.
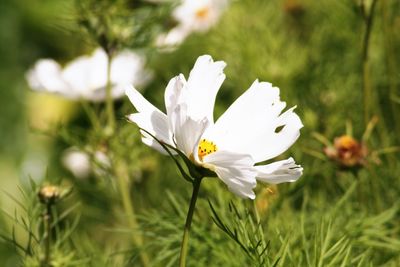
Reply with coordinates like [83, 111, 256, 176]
[26, 48, 151, 102]
[126, 55, 303, 199]
[62, 148, 110, 179]
[157, 0, 228, 47]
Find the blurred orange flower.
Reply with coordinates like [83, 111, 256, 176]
[324, 135, 368, 168]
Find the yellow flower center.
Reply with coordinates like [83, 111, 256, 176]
[195, 6, 210, 20]
[198, 139, 218, 160]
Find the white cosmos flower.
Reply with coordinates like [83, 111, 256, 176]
[62, 148, 110, 179]
[126, 55, 303, 199]
[157, 0, 228, 47]
[26, 48, 151, 102]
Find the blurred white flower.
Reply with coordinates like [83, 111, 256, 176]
[126, 55, 303, 199]
[62, 148, 110, 179]
[26, 48, 151, 102]
[157, 0, 228, 47]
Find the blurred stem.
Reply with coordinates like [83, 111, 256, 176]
[179, 178, 202, 267]
[115, 160, 150, 267]
[42, 204, 52, 267]
[80, 101, 101, 130]
[105, 52, 115, 135]
[381, 0, 400, 137]
[361, 0, 378, 127]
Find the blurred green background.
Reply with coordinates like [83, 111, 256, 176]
[1, 0, 400, 266]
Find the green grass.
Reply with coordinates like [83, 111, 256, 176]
[0, 0, 400, 266]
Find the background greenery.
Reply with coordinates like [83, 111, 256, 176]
[0, 0, 399, 266]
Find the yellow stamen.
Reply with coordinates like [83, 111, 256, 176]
[195, 7, 210, 19]
[198, 139, 218, 160]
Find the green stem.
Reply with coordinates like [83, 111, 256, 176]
[179, 178, 202, 267]
[115, 161, 150, 267]
[105, 52, 115, 135]
[361, 0, 378, 127]
[43, 204, 52, 267]
[381, 0, 400, 140]
[80, 100, 101, 130]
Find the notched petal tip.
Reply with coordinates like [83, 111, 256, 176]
[197, 54, 213, 62]
[256, 157, 303, 184]
[251, 79, 278, 93]
[282, 107, 304, 129]
[195, 54, 227, 69]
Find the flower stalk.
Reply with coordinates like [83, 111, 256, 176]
[43, 203, 52, 267]
[114, 160, 150, 267]
[360, 0, 379, 127]
[105, 51, 115, 135]
[38, 185, 60, 267]
[80, 100, 101, 130]
[381, 0, 400, 137]
[179, 177, 202, 267]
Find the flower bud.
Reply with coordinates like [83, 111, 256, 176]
[324, 135, 367, 168]
[38, 185, 60, 205]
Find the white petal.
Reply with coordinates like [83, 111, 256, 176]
[126, 86, 175, 153]
[206, 80, 303, 162]
[171, 104, 209, 157]
[109, 83, 129, 100]
[26, 59, 74, 97]
[164, 74, 187, 129]
[128, 112, 172, 145]
[62, 49, 106, 96]
[202, 151, 257, 199]
[111, 50, 151, 88]
[61, 49, 116, 101]
[87, 48, 109, 91]
[256, 157, 302, 184]
[156, 27, 190, 47]
[94, 51, 151, 101]
[185, 55, 226, 122]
